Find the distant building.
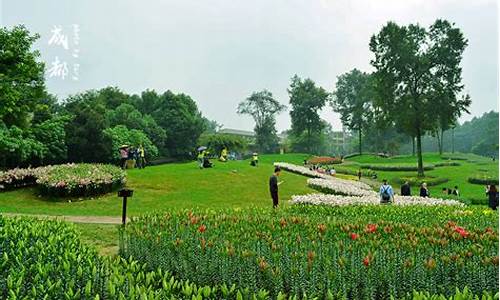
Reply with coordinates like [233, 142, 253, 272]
[218, 128, 255, 138]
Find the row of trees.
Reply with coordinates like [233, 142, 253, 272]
[0, 25, 211, 168]
[332, 19, 471, 176]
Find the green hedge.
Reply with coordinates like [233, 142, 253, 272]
[468, 175, 499, 186]
[434, 161, 461, 167]
[392, 176, 449, 187]
[360, 163, 435, 171]
[120, 206, 499, 299]
[334, 166, 377, 177]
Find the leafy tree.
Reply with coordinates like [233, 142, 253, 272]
[370, 20, 470, 176]
[31, 115, 70, 164]
[198, 134, 247, 155]
[105, 103, 167, 149]
[237, 90, 285, 153]
[332, 69, 373, 155]
[288, 75, 329, 154]
[63, 91, 111, 163]
[0, 25, 45, 128]
[152, 91, 206, 157]
[103, 125, 158, 161]
[0, 123, 44, 168]
[202, 118, 223, 134]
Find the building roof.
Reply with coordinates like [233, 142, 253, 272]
[219, 128, 255, 137]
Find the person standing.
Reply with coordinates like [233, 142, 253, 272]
[486, 185, 499, 210]
[420, 183, 430, 197]
[197, 150, 205, 169]
[269, 166, 282, 208]
[119, 146, 128, 170]
[452, 186, 459, 197]
[400, 181, 411, 196]
[138, 145, 146, 169]
[357, 170, 362, 181]
[379, 179, 394, 204]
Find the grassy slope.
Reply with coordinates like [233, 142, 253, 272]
[344, 153, 498, 204]
[0, 153, 314, 216]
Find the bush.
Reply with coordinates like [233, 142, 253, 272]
[37, 163, 125, 197]
[308, 156, 342, 165]
[392, 176, 449, 187]
[441, 155, 469, 161]
[360, 163, 435, 171]
[120, 206, 499, 299]
[334, 166, 377, 177]
[468, 175, 499, 186]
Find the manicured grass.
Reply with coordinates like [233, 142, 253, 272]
[343, 153, 498, 204]
[74, 223, 120, 256]
[0, 153, 313, 216]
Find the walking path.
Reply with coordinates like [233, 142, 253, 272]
[2, 213, 126, 224]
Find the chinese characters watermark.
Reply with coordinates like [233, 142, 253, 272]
[47, 24, 80, 81]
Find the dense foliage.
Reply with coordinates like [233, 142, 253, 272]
[198, 133, 248, 155]
[120, 206, 498, 299]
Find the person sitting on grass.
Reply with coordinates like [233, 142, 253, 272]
[379, 179, 394, 204]
[452, 186, 459, 197]
[203, 152, 213, 168]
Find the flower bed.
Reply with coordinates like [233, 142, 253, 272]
[360, 163, 435, 171]
[1, 216, 279, 299]
[36, 163, 126, 197]
[307, 156, 342, 165]
[0, 166, 51, 191]
[291, 193, 464, 207]
[274, 162, 372, 191]
[307, 178, 377, 197]
[120, 206, 498, 299]
[468, 174, 499, 186]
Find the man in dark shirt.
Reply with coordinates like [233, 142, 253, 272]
[400, 181, 411, 196]
[269, 166, 282, 208]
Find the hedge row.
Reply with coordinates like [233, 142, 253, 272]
[392, 176, 449, 187]
[468, 175, 499, 186]
[360, 164, 435, 171]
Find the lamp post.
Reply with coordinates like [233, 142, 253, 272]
[118, 189, 133, 225]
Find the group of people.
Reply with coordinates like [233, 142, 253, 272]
[197, 150, 213, 168]
[119, 145, 146, 169]
[399, 181, 437, 198]
[306, 163, 337, 176]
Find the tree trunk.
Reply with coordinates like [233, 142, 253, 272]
[358, 128, 362, 155]
[439, 129, 444, 155]
[411, 136, 415, 156]
[416, 128, 424, 177]
[451, 127, 455, 153]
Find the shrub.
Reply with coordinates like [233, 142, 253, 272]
[468, 175, 499, 186]
[360, 163, 435, 171]
[441, 155, 468, 161]
[37, 163, 126, 197]
[121, 206, 499, 299]
[308, 156, 342, 165]
[435, 161, 461, 167]
[334, 166, 377, 177]
[392, 176, 449, 187]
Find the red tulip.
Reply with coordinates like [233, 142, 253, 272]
[198, 224, 206, 233]
[363, 256, 370, 266]
[350, 233, 359, 240]
[366, 224, 377, 233]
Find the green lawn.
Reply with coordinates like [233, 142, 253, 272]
[343, 152, 498, 204]
[0, 153, 314, 216]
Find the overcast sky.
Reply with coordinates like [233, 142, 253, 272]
[1, 0, 498, 132]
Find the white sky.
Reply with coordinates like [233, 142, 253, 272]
[1, 0, 498, 132]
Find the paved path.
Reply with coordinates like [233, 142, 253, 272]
[2, 213, 127, 224]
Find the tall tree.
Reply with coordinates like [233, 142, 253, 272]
[332, 69, 373, 155]
[288, 75, 329, 154]
[0, 25, 46, 128]
[370, 20, 469, 176]
[237, 90, 285, 153]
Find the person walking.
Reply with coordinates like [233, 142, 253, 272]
[269, 166, 283, 208]
[486, 185, 499, 210]
[357, 170, 362, 181]
[400, 181, 411, 196]
[119, 146, 128, 170]
[379, 179, 394, 204]
[420, 183, 430, 198]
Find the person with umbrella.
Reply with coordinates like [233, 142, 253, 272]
[197, 146, 207, 169]
[250, 152, 259, 167]
[119, 145, 129, 169]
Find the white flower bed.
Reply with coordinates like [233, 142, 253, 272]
[291, 193, 464, 207]
[274, 162, 372, 191]
[307, 178, 377, 197]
